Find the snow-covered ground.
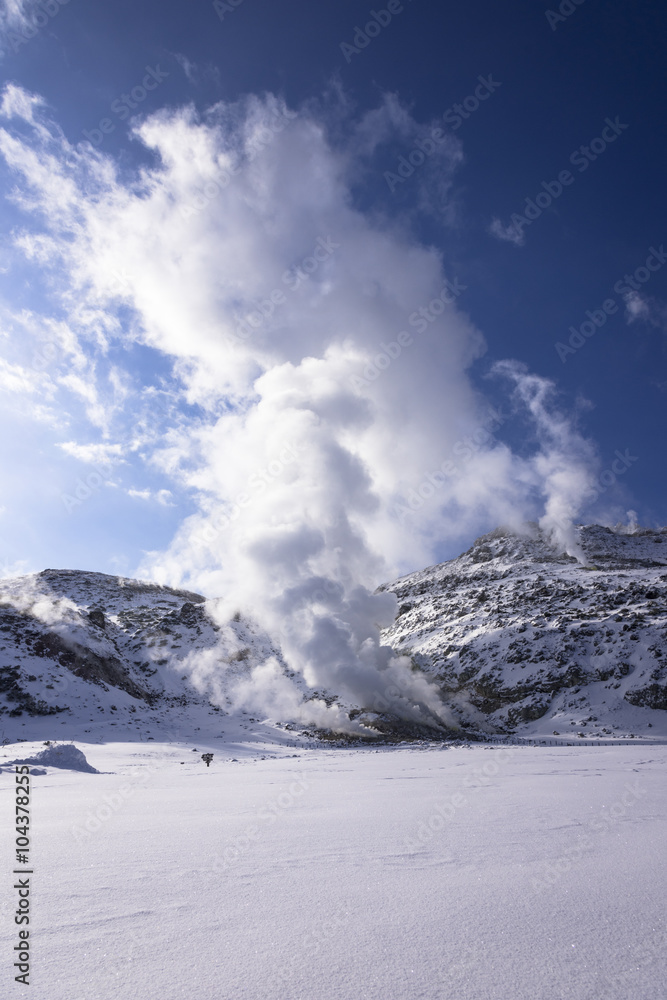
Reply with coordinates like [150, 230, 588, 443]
[1, 736, 665, 999]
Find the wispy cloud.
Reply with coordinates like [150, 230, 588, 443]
[0, 1, 49, 56]
[127, 487, 175, 506]
[58, 442, 126, 466]
[0, 0, 37, 33]
[0, 355, 50, 395]
[624, 290, 667, 330]
[174, 52, 197, 84]
[488, 216, 525, 247]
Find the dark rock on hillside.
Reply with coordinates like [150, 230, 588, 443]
[380, 524, 667, 736]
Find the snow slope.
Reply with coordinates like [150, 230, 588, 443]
[381, 524, 667, 739]
[0, 739, 665, 999]
[0, 568, 295, 743]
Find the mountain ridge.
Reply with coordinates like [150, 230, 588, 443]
[380, 523, 667, 738]
[1, 523, 665, 742]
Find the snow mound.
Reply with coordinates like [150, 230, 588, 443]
[10, 743, 100, 773]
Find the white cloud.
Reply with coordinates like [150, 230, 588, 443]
[58, 441, 126, 466]
[624, 290, 667, 330]
[624, 291, 650, 322]
[127, 487, 174, 506]
[0, 0, 35, 33]
[0, 355, 49, 394]
[174, 53, 197, 84]
[0, 82, 46, 124]
[492, 361, 596, 562]
[489, 216, 525, 247]
[0, 84, 603, 729]
[0, 573, 81, 625]
[0, 557, 32, 579]
[0, 1, 63, 58]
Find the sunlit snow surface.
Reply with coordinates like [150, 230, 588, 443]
[1, 733, 665, 999]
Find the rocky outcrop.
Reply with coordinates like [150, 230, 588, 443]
[380, 524, 667, 734]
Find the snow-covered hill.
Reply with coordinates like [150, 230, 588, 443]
[0, 568, 291, 742]
[1, 523, 666, 742]
[380, 523, 667, 739]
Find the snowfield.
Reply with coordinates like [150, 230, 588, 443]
[1, 737, 665, 999]
[1, 524, 666, 997]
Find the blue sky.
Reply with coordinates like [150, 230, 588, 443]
[0, 0, 665, 592]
